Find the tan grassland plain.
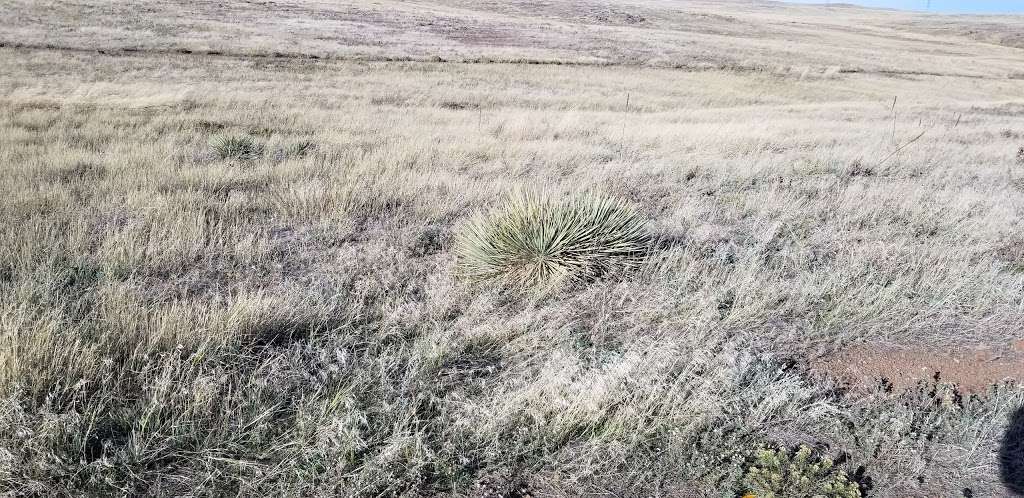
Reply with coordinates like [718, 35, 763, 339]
[1, 0, 1024, 496]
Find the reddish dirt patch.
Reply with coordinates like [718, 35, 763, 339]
[813, 343, 1024, 394]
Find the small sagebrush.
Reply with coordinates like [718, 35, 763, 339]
[286, 140, 315, 158]
[742, 445, 861, 498]
[455, 192, 650, 287]
[210, 134, 262, 160]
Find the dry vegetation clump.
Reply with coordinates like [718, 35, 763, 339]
[455, 192, 650, 287]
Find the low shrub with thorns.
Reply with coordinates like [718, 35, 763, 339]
[455, 192, 651, 287]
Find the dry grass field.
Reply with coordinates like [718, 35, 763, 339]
[1, 0, 1024, 496]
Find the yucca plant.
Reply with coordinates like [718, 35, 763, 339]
[210, 134, 262, 160]
[455, 192, 650, 287]
[741, 445, 861, 498]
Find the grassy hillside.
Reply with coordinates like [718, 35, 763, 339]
[1, 1, 1023, 496]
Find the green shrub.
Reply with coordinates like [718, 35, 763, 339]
[455, 192, 650, 287]
[741, 445, 860, 498]
[210, 134, 262, 160]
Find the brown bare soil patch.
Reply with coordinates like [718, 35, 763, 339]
[813, 343, 1024, 393]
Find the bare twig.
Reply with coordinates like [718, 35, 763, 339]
[890, 96, 898, 145]
[876, 128, 929, 167]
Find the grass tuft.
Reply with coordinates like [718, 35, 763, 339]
[209, 134, 263, 160]
[454, 191, 650, 287]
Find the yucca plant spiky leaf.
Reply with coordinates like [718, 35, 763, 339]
[210, 134, 262, 160]
[455, 192, 650, 287]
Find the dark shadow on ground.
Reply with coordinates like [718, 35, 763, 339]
[1001, 406, 1024, 495]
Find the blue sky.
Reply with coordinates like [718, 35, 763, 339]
[781, 0, 1024, 14]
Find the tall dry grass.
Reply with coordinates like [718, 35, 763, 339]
[1, 2, 1024, 494]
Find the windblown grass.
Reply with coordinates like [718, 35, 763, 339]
[455, 192, 650, 287]
[2, 3, 1024, 494]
